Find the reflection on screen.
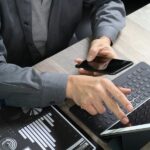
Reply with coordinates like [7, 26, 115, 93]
[110, 100, 150, 130]
[88, 57, 110, 70]
[88, 57, 132, 73]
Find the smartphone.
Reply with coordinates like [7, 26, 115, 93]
[75, 57, 133, 75]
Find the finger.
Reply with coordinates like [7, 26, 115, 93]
[118, 86, 131, 95]
[116, 105, 130, 124]
[79, 71, 103, 76]
[92, 100, 106, 114]
[105, 80, 133, 112]
[100, 49, 117, 58]
[101, 92, 129, 124]
[87, 47, 99, 61]
[93, 72, 104, 76]
[78, 68, 94, 76]
[75, 58, 83, 64]
[75, 58, 95, 75]
[82, 104, 98, 115]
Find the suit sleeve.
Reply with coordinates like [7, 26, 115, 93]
[0, 35, 68, 107]
[84, 0, 126, 42]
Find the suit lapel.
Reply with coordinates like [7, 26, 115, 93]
[15, 0, 42, 63]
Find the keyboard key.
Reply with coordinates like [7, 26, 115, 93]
[143, 78, 148, 82]
[136, 76, 141, 80]
[132, 71, 138, 75]
[135, 84, 140, 88]
[140, 81, 144, 85]
[146, 84, 150, 88]
[136, 68, 143, 73]
[136, 90, 142, 95]
[127, 74, 132, 79]
[131, 101, 136, 107]
[134, 98, 141, 103]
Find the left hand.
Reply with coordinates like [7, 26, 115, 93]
[75, 36, 117, 75]
[87, 36, 117, 61]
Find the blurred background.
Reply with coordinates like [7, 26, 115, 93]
[123, 0, 149, 14]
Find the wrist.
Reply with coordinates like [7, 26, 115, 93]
[66, 75, 75, 99]
[98, 36, 111, 45]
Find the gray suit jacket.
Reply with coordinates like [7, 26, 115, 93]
[0, 0, 125, 107]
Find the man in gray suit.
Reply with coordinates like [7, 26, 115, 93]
[0, 0, 133, 124]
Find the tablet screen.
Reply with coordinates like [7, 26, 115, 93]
[111, 100, 150, 129]
[101, 98, 150, 136]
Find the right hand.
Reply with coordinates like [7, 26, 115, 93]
[66, 75, 133, 124]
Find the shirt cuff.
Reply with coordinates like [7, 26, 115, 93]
[93, 26, 119, 43]
[41, 73, 68, 106]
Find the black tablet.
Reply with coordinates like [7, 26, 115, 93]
[101, 98, 150, 137]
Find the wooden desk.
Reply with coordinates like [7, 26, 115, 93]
[34, 4, 150, 150]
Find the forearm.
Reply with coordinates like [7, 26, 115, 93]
[91, 0, 126, 42]
[0, 32, 68, 107]
[0, 61, 68, 107]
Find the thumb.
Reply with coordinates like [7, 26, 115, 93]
[74, 58, 83, 64]
[87, 47, 99, 62]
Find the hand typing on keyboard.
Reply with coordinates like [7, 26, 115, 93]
[66, 75, 133, 124]
[69, 62, 150, 136]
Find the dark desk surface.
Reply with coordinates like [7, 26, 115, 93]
[34, 4, 150, 150]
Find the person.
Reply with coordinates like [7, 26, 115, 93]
[0, 0, 133, 124]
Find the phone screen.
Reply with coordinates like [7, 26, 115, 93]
[75, 57, 133, 75]
[110, 99, 150, 130]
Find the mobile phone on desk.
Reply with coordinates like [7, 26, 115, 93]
[75, 56, 133, 75]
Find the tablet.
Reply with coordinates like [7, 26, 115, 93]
[101, 98, 150, 137]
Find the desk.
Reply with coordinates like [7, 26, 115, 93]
[34, 4, 150, 150]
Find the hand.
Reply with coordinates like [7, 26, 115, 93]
[87, 36, 117, 61]
[75, 36, 117, 75]
[66, 75, 133, 124]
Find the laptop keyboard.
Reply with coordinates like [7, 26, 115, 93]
[70, 62, 150, 137]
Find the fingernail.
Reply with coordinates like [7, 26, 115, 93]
[122, 117, 129, 124]
[87, 55, 93, 61]
[128, 88, 132, 92]
[127, 104, 133, 112]
[79, 68, 84, 71]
